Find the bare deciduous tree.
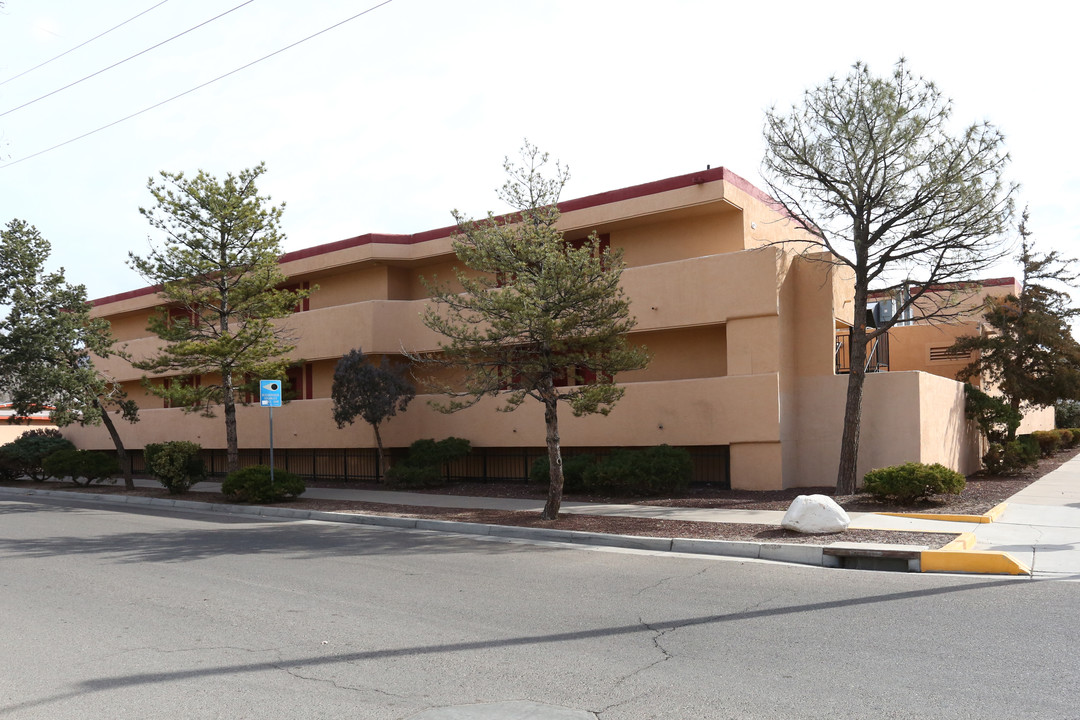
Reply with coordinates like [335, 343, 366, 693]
[763, 59, 1016, 493]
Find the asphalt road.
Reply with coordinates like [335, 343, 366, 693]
[2, 496, 1078, 720]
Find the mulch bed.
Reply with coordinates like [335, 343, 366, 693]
[306, 444, 1080, 516]
[5, 445, 1075, 551]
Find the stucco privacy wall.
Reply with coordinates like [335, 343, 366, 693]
[62, 375, 782, 454]
[794, 371, 981, 487]
[0, 423, 56, 444]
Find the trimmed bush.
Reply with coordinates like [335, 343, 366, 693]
[144, 441, 206, 494]
[384, 437, 472, 488]
[982, 440, 1040, 475]
[582, 445, 692, 497]
[1028, 431, 1060, 458]
[43, 449, 120, 486]
[0, 429, 75, 481]
[403, 437, 471, 469]
[1016, 433, 1040, 460]
[530, 454, 596, 493]
[1053, 428, 1074, 449]
[0, 451, 19, 482]
[221, 465, 305, 503]
[382, 463, 441, 488]
[862, 462, 966, 504]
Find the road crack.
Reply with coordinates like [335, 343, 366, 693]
[273, 663, 409, 699]
[631, 566, 709, 597]
[607, 617, 676, 693]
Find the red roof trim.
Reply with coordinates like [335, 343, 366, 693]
[93, 166, 774, 306]
[868, 277, 1018, 300]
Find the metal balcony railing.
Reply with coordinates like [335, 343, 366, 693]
[835, 329, 890, 374]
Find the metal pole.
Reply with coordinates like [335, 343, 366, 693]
[269, 405, 275, 485]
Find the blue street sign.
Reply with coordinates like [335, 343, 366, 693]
[260, 379, 282, 408]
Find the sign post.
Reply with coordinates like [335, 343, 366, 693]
[260, 380, 283, 483]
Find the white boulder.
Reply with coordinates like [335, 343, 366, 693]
[781, 494, 851, 534]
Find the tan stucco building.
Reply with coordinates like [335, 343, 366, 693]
[69, 167, 995, 489]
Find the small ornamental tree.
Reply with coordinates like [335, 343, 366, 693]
[331, 348, 415, 476]
[0, 219, 139, 487]
[417, 142, 650, 519]
[763, 60, 1016, 494]
[950, 211, 1080, 439]
[128, 164, 312, 474]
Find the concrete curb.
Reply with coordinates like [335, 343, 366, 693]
[0, 486, 836, 568]
[914, 530, 1030, 576]
[879, 501, 1009, 525]
[920, 548, 1031, 575]
[0, 486, 1027, 575]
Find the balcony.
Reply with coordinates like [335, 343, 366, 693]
[835, 330, 890, 374]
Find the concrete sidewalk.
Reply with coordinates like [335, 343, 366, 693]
[971, 458, 1080, 580]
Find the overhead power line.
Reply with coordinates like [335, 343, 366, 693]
[0, 0, 396, 170]
[0, 0, 172, 88]
[0, 0, 256, 118]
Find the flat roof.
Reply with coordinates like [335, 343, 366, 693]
[93, 166, 763, 307]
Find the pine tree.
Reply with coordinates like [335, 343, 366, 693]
[418, 142, 649, 519]
[951, 211, 1080, 438]
[129, 164, 312, 473]
[762, 60, 1016, 493]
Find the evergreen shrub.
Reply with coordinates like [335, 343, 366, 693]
[0, 429, 75, 481]
[862, 462, 966, 504]
[384, 437, 471, 488]
[529, 454, 596, 493]
[43, 449, 120, 486]
[583, 445, 692, 497]
[982, 440, 1039, 475]
[1052, 428, 1074, 449]
[221, 465, 305, 503]
[1028, 431, 1060, 457]
[144, 441, 206, 494]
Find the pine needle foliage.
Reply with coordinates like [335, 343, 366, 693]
[128, 164, 312, 473]
[950, 211, 1080, 438]
[763, 59, 1016, 493]
[418, 142, 649, 518]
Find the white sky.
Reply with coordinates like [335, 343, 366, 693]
[0, 0, 1076, 302]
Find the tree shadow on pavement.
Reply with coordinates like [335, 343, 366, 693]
[1, 576, 1031, 717]
[0, 497, 562, 563]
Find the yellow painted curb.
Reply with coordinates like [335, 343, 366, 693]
[920, 549, 1030, 576]
[880, 502, 1008, 525]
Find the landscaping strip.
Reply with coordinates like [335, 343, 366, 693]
[4, 485, 1032, 576]
[0, 486, 929, 570]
